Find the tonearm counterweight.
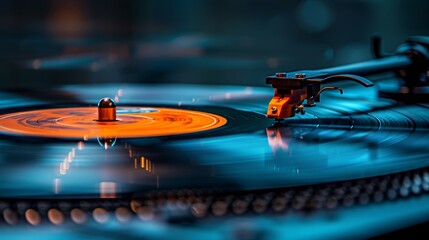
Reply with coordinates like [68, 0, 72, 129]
[266, 36, 429, 120]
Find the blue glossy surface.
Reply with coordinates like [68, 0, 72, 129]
[1, 83, 429, 239]
[0, 84, 429, 197]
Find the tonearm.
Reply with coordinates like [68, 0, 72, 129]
[266, 36, 429, 120]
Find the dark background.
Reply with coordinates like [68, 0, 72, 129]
[0, 0, 428, 89]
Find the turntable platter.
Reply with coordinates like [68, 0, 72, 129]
[1, 83, 429, 198]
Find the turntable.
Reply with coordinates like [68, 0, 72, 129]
[1, 33, 429, 239]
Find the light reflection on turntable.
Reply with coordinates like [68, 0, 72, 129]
[1, 83, 429, 239]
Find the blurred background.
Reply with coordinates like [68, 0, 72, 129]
[0, 0, 428, 89]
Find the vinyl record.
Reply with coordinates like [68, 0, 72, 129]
[0, 83, 428, 199]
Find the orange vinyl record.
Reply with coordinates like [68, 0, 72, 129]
[0, 107, 227, 139]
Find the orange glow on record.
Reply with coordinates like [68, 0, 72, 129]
[93, 208, 109, 223]
[3, 209, 18, 225]
[115, 207, 132, 223]
[70, 208, 87, 224]
[48, 209, 65, 225]
[25, 209, 41, 226]
[0, 107, 227, 139]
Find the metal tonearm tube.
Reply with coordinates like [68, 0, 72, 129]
[266, 36, 429, 120]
